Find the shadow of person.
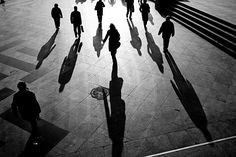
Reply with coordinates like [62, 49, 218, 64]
[155, 0, 189, 17]
[102, 55, 126, 157]
[165, 50, 213, 144]
[17, 134, 42, 157]
[75, 0, 87, 4]
[127, 19, 142, 56]
[108, 0, 116, 6]
[58, 38, 83, 92]
[36, 30, 58, 69]
[121, 0, 126, 7]
[148, 13, 154, 25]
[93, 24, 104, 57]
[145, 30, 164, 73]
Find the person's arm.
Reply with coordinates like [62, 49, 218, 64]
[79, 12, 82, 25]
[60, 9, 63, 18]
[102, 2, 105, 7]
[33, 94, 41, 114]
[11, 95, 19, 117]
[70, 13, 73, 24]
[158, 24, 163, 35]
[172, 23, 175, 37]
[103, 30, 110, 44]
[51, 9, 54, 18]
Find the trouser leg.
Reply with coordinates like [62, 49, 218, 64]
[163, 37, 170, 52]
[77, 25, 81, 37]
[73, 24, 77, 37]
[98, 14, 102, 23]
[30, 119, 38, 137]
[55, 18, 60, 29]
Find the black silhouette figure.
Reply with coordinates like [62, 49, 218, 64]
[145, 31, 164, 73]
[51, 3, 63, 30]
[102, 54, 126, 157]
[58, 38, 83, 92]
[165, 50, 213, 143]
[36, 30, 58, 69]
[139, 0, 150, 30]
[0, 0, 5, 4]
[93, 24, 103, 57]
[103, 23, 121, 57]
[11, 82, 41, 138]
[70, 6, 83, 38]
[95, 0, 105, 23]
[158, 16, 175, 52]
[126, 0, 134, 19]
[127, 19, 142, 56]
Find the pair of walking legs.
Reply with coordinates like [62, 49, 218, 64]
[29, 119, 39, 137]
[54, 18, 60, 29]
[163, 37, 170, 52]
[73, 24, 81, 38]
[97, 14, 103, 23]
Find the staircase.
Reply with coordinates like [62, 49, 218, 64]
[154, 0, 236, 58]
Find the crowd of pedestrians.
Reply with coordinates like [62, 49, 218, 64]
[11, 0, 175, 148]
[50, 0, 175, 51]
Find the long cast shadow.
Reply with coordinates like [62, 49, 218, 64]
[36, 30, 58, 69]
[165, 50, 213, 143]
[127, 19, 142, 56]
[93, 24, 104, 57]
[145, 31, 164, 73]
[102, 55, 126, 157]
[58, 38, 83, 92]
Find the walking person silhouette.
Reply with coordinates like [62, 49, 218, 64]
[11, 82, 41, 138]
[70, 6, 83, 38]
[158, 16, 175, 52]
[139, 0, 150, 30]
[95, 0, 105, 24]
[103, 24, 121, 58]
[51, 3, 63, 30]
[126, 0, 134, 19]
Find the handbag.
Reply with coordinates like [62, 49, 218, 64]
[131, 5, 134, 12]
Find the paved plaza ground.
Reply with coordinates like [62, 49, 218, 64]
[0, 0, 236, 157]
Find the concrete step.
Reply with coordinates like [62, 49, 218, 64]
[172, 3, 236, 39]
[171, 14, 236, 59]
[153, 0, 236, 57]
[169, 6, 236, 49]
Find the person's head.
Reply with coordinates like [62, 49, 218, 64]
[17, 82, 27, 91]
[74, 6, 77, 11]
[110, 23, 115, 30]
[166, 16, 171, 21]
[54, 3, 58, 8]
[143, 0, 147, 3]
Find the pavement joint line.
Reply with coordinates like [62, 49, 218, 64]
[145, 135, 236, 157]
